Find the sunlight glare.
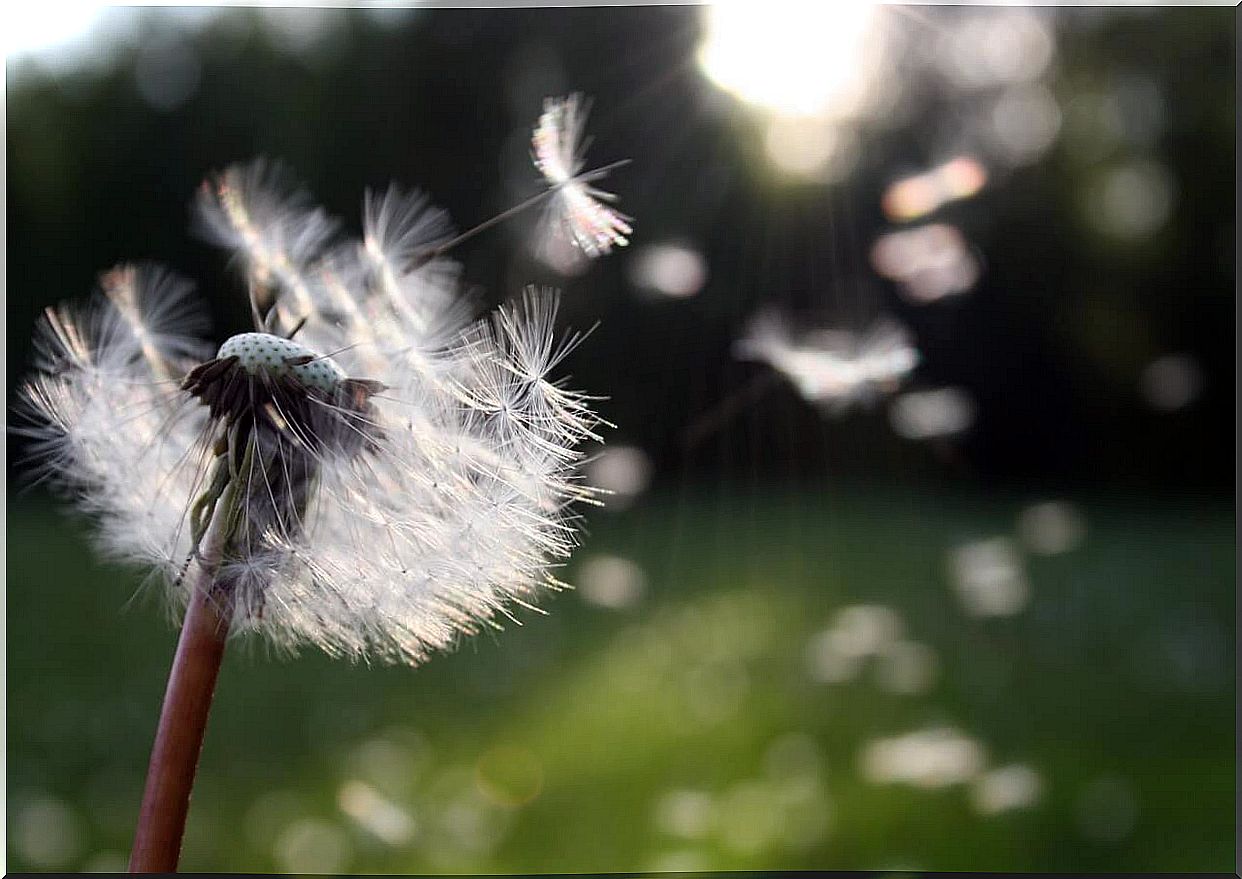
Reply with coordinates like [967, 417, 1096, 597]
[3, 2, 108, 61]
[698, 2, 883, 119]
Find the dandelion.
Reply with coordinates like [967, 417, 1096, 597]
[734, 309, 920, 414]
[532, 93, 633, 259]
[15, 134, 625, 867]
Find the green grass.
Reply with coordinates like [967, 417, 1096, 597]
[6, 487, 1235, 872]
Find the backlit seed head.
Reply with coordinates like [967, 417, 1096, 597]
[16, 152, 618, 666]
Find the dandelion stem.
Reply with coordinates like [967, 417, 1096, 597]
[128, 574, 230, 872]
[129, 454, 242, 873]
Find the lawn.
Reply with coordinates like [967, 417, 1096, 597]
[5, 486, 1234, 872]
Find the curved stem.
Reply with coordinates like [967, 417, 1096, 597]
[129, 445, 247, 873]
[128, 569, 231, 872]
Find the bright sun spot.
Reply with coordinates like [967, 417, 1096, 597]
[698, 2, 883, 119]
[3, 2, 109, 61]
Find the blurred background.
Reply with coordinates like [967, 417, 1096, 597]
[5, 2, 1235, 873]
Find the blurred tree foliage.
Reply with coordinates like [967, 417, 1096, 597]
[6, 5, 1234, 491]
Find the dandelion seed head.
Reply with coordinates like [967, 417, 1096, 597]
[18, 154, 617, 667]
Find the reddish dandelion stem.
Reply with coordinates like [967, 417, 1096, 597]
[129, 517, 234, 872]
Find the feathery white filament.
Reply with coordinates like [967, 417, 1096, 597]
[194, 158, 340, 321]
[17, 271, 214, 587]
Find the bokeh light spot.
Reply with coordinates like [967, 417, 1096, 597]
[971, 764, 1043, 816]
[1075, 776, 1139, 843]
[860, 727, 987, 789]
[889, 387, 976, 440]
[585, 444, 653, 508]
[338, 780, 417, 846]
[653, 789, 714, 839]
[871, 224, 980, 303]
[947, 537, 1030, 618]
[1087, 159, 1176, 241]
[273, 817, 352, 874]
[475, 744, 545, 807]
[628, 242, 708, 299]
[1016, 501, 1086, 556]
[882, 157, 988, 222]
[577, 554, 647, 610]
[12, 795, 84, 869]
[1140, 354, 1203, 411]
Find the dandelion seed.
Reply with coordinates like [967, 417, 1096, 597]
[195, 158, 340, 326]
[532, 93, 633, 259]
[734, 309, 919, 414]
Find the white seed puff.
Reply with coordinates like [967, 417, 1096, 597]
[17, 159, 609, 666]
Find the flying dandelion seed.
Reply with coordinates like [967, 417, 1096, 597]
[734, 309, 919, 414]
[15, 139, 625, 869]
[532, 93, 633, 260]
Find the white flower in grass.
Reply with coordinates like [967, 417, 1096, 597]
[532, 93, 633, 259]
[16, 159, 607, 665]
